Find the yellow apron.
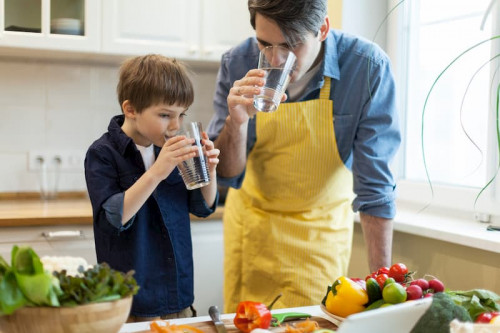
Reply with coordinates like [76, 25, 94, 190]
[223, 77, 355, 312]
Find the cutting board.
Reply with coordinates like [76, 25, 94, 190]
[138, 316, 338, 332]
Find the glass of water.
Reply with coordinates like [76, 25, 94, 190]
[253, 45, 296, 112]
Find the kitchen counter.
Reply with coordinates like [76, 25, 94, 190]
[0, 197, 224, 227]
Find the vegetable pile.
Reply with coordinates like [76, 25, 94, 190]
[0, 245, 138, 316]
[322, 262, 500, 332]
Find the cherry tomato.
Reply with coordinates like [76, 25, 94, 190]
[375, 274, 388, 290]
[365, 272, 377, 281]
[388, 263, 408, 283]
[377, 266, 390, 275]
[475, 311, 500, 323]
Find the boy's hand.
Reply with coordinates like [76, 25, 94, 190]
[201, 132, 220, 174]
[152, 136, 197, 179]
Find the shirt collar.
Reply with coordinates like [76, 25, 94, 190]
[322, 30, 340, 80]
[108, 115, 135, 156]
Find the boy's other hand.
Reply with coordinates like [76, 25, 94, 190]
[201, 132, 220, 174]
[152, 136, 197, 179]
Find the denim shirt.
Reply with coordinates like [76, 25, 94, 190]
[207, 29, 401, 219]
[85, 115, 217, 317]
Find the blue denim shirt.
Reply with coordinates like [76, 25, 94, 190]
[85, 115, 217, 317]
[207, 29, 400, 219]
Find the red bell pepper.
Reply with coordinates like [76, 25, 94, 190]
[233, 301, 272, 333]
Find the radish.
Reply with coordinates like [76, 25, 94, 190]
[428, 278, 445, 293]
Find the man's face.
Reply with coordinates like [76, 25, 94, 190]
[254, 13, 326, 82]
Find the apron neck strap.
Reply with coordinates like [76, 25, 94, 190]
[319, 77, 332, 100]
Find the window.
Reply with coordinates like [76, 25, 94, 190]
[389, 0, 500, 217]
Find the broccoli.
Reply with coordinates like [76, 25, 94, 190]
[411, 293, 472, 333]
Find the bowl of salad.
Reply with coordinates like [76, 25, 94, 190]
[0, 246, 139, 333]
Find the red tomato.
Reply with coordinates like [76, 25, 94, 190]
[375, 274, 389, 290]
[388, 263, 408, 282]
[377, 266, 390, 275]
[475, 311, 500, 323]
[365, 272, 377, 281]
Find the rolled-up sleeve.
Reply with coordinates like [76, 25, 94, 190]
[351, 56, 400, 219]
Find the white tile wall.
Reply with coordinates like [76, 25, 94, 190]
[0, 56, 219, 193]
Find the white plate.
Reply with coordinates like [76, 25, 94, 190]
[319, 303, 345, 322]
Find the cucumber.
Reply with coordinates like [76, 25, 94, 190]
[366, 277, 382, 304]
[364, 299, 385, 311]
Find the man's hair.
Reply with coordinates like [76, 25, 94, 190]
[248, 0, 328, 46]
[117, 54, 194, 113]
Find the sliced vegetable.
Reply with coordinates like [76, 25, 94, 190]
[233, 301, 272, 333]
[150, 321, 204, 333]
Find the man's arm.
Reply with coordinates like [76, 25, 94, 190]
[359, 212, 393, 272]
[214, 116, 249, 178]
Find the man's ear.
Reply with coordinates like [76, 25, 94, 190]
[319, 16, 330, 42]
[122, 100, 136, 118]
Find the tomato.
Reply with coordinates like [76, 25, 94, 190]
[365, 272, 377, 281]
[382, 283, 407, 304]
[375, 274, 389, 290]
[475, 311, 500, 323]
[388, 263, 408, 283]
[377, 266, 390, 276]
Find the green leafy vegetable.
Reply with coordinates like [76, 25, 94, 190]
[54, 263, 139, 306]
[0, 246, 139, 316]
[446, 289, 500, 321]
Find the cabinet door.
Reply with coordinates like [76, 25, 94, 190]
[102, 0, 200, 58]
[200, 0, 254, 61]
[0, 0, 100, 52]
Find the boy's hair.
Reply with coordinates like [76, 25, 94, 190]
[248, 0, 327, 47]
[117, 54, 194, 113]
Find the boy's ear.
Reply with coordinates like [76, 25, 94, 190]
[122, 100, 136, 118]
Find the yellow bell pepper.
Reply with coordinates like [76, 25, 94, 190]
[325, 276, 369, 318]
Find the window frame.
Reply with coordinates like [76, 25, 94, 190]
[386, 0, 500, 220]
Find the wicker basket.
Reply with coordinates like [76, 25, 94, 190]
[0, 296, 132, 333]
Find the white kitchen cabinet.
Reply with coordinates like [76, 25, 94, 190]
[0, 0, 100, 52]
[191, 219, 224, 316]
[0, 225, 97, 266]
[102, 0, 254, 61]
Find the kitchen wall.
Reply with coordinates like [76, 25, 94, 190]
[0, 56, 219, 194]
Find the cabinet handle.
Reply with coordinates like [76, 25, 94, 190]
[42, 230, 84, 239]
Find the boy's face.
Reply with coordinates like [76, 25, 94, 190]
[254, 13, 327, 83]
[125, 102, 187, 147]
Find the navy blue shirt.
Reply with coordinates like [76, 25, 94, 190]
[85, 115, 217, 317]
[207, 30, 401, 219]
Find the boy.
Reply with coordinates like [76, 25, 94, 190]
[85, 54, 219, 321]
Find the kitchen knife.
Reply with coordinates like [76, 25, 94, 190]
[209, 305, 227, 333]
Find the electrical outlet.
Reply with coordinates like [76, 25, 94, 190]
[28, 150, 86, 171]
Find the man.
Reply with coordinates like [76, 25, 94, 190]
[207, 0, 400, 311]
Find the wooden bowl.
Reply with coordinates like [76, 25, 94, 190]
[0, 296, 132, 333]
